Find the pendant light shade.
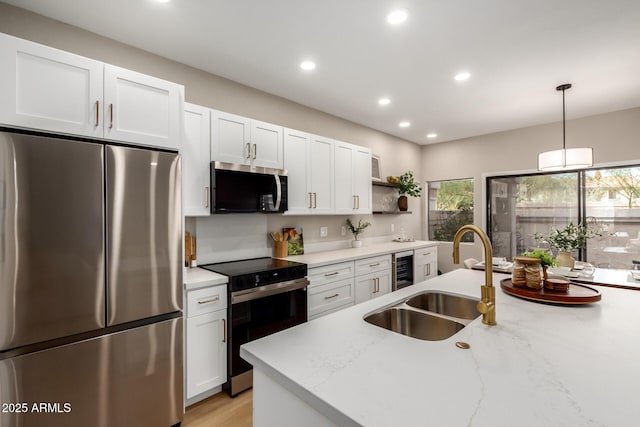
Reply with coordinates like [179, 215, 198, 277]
[538, 84, 594, 171]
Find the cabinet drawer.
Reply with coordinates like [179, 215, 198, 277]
[355, 254, 392, 276]
[187, 285, 227, 318]
[308, 277, 354, 319]
[414, 247, 438, 266]
[308, 261, 354, 286]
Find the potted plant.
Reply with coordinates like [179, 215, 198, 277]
[397, 171, 422, 211]
[532, 222, 606, 268]
[346, 218, 371, 248]
[521, 249, 557, 279]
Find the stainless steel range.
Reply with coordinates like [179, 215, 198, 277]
[201, 257, 308, 396]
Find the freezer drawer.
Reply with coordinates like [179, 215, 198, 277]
[0, 317, 183, 427]
[106, 145, 182, 325]
[0, 131, 105, 351]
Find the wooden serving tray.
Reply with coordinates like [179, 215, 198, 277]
[500, 278, 601, 305]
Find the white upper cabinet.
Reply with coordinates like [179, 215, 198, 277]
[334, 141, 372, 214]
[0, 32, 104, 138]
[183, 103, 211, 216]
[353, 146, 372, 214]
[210, 110, 283, 169]
[104, 65, 183, 150]
[251, 120, 284, 169]
[0, 33, 183, 151]
[283, 129, 334, 215]
[210, 110, 250, 165]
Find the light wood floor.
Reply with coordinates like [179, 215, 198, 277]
[182, 390, 253, 427]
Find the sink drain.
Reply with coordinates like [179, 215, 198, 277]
[455, 341, 470, 350]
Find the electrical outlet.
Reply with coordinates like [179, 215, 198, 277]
[391, 223, 395, 233]
[341, 226, 346, 236]
[320, 226, 328, 238]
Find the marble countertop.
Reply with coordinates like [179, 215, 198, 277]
[241, 268, 640, 427]
[282, 240, 438, 268]
[184, 267, 228, 291]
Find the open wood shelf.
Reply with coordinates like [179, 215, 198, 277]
[372, 181, 399, 188]
[372, 211, 412, 215]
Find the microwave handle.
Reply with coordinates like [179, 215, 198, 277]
[274, 174, 282, 211]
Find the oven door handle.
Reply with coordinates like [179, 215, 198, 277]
[231, 277, 309, 304]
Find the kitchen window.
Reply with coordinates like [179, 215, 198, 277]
[428, 178, 474, 242]
[487, 165, 640, 269]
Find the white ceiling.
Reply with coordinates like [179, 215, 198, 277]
[6, 0, 640, 145]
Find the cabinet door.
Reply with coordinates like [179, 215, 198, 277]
[186, 310, 227, 399]
[210, 110, 250, 164]
[183, 103, 211, 216]
[353, 148, 372, 214]
[104, 64, 183, 150]
[375, 270, 392, 297]
[355, 273, 374, 305]
[283, 129, 311, 214]
[355, 270, 391, 304]
[251, 120, 283, 169]
[309, 135, 335, 214]
[334, 142, 355, 214]
[0, 33, 103, 138]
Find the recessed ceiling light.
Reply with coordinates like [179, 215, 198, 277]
[153, 0, 170, 3]
[387, 9, 408, 25]
[300, 61, 316, 71]
[454, 72, 471, 81]
[399, 121, 411, 128]
[378, 97, 391, 106]
[427, 133, 438, 138]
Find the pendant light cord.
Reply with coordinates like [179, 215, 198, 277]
[556, 83, 571, 150]
[562, 86, 566, 150]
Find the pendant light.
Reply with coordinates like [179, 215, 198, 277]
[537, 83, 593, 171]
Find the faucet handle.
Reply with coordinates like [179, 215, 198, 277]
[476, 300, 494, 314]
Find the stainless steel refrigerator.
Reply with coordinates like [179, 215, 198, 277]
[0, 130, 183, 427]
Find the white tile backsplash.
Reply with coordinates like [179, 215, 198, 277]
[194, 214, 271, 264]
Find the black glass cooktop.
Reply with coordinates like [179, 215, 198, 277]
[200, 257, 307, 292]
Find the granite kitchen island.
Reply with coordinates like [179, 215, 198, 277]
[241, 269, 640, 427]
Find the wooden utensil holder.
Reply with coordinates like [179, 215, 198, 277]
[274, 241, 288, 258]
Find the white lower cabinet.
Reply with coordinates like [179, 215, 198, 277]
[307, 261, 355, 320]
[185, 284, 227, 405]
[414, 246, 438, 282]
[354, 255, 392, 304]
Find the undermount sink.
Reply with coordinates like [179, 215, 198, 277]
[364, 291, 480, 341]
[365, 307, 465, 341]
[405, 291, 480, 320]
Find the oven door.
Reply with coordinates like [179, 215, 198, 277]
[228, 278, 308, 395]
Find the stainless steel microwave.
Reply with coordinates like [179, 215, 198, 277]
[210, 161, 288, 213]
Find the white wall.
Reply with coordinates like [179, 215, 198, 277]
[0, 2, 423, 262]
[423, 107, 640, 272]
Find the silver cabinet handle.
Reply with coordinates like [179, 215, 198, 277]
[253, 143, 257, 160]
[324, 293, 339, 300]
[369, 262, 380, 267]
[353, 195, 356, 209]
[274, 174, 282, 211]
[95, 100, 99, 127]
[308, 192, 313, 208]
[222, 318, 227, 343]
[205, 186, 210, 208]
[324, 271, 339, 277]
[109, 103, 113, 129]
[423, 252, 432, 256]
[313, 192, 317, 208]
[357, 195, 360, 209]
[197, 296, 220, 305]
[246, 143, 251, 159]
